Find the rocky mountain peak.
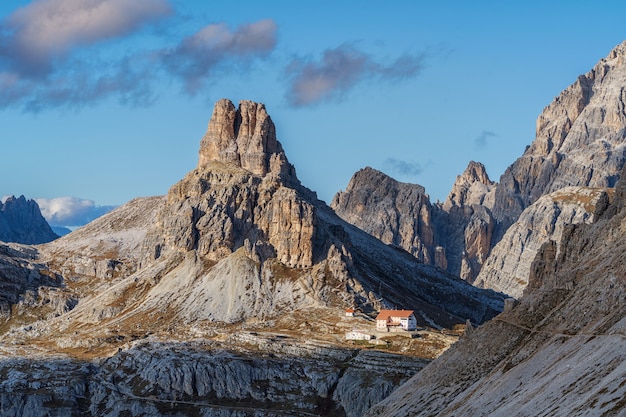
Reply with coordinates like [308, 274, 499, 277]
[198, 99, 287, 177]
[492, 41, 626, 228]
[330, 167, 441, 266]
[0, 195, 58, 244]
[443, 161, 496, 211]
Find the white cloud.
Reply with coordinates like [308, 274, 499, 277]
[2, 0, 172, 75]
[35, 196, 116, 227]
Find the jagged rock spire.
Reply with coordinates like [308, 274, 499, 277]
[198, 99, 283, 176]
[443, 161, 496, 211]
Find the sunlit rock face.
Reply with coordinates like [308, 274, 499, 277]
[474, 186, 611, 298]
[492, 40, 626, 230]
[198, 98, 285, 177]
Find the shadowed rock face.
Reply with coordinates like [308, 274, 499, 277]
[331, 167, 440, 268]
[0, 196, 58, 244]
[332, 162, 497, 282]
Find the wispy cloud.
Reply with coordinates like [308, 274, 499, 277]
[161, 19, 277, 94]
[1, 0, 172, 76]
[0, 2, 277, 112]
[35, 196, 116, 227]
[285, 44, 426, 106]
[0, 0, 171, 111]
[383, 158, 423, 176]
[474, 130, 498, 149]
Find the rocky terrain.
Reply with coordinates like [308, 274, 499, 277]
[0, 99, 504, 416]
[474, 186, 612, 297]
[332, 161, 498, 283]
[331, 166, 442, 268]
[334, 41, 626, 296]
[365, 165, 626, 417]
[0, 196, 58, 244]
[1, 39, 625, 416]
[492, 40, 626, 230]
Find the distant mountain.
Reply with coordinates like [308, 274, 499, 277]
[0, 195, 58, 244]
[332, 161, 497, 283]
[365, 165, 626, 417]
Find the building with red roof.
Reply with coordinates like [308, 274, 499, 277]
[375, 309, 417, 331]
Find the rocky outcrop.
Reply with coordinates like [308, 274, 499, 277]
[475, 186, 611, 297]
[492, 41, 626, 229]
[331, 167, 441, 267]
[0, 337, 428, 417]
[437, 161, 497, 282]
[332, 162, 497, 282]
[0, 196, 58, 244]
[443, 161, 496, 211]
[198, 98, 292, 180]
[0, 243, 73, 321]
[365, 166, 626, 417]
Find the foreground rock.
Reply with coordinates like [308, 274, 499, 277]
[0, 335, 428, 417]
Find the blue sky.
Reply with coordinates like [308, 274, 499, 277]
[1, 0, 625, 227]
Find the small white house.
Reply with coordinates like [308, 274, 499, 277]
[375, 310, 417, 332]
[345, 308, 355, 317]
[346, 330, 374, 341]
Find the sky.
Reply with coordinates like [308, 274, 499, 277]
[1, 0, 626, 228]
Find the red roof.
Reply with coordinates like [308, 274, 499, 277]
[375, 309, 414, 321]
[345, 308, 355, 313]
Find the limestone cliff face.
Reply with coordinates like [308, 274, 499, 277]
[365, 167, 626, 417]
[332, 162, 497, 282]
[475, 186, 611, 298]
[438, 161, 497, 283]
[0, 196, 58, 244]
[198, 99, 287, 178]
[492, 41, 626, 229]
[331, 167, 441, 267]
[443, 161, 496, 211]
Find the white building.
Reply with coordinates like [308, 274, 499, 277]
[345, 330, 374, 340]
[375, 310, 417, 331]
